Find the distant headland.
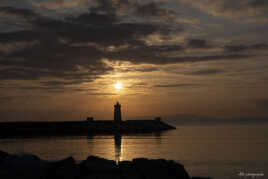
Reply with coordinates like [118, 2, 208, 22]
[0, 102, 175, 137]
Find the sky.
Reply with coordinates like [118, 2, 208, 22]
[0, 0, 268, 122]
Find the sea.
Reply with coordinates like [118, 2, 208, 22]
[0, 122, 267, 179]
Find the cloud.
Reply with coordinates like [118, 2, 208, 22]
[0, 30, 38, 42]
[190, 69, 225, 75]
[0, 96, 15, 103]
[0, 2, 180, 85]
[41, 80, 88, 87]
[186, 39, 211, 49]
[224, 43, 268, 52]
[0, 81, 95, 93]
[68, 11, 116, 25]
[0, 3, 173, 87]
[255, 98, 268, 109]
[174, 17, 199, 25]
[0, 40, 39, 54]
[154, 83, 202, 88]
[118, 66, 159, 73]
[182, 0, 268, 20]
[87, 92, 117, 96]
[133, 66, 159, 72]
[129, 82, 148, 88]
[1, 40, 111, 80]
[0, 2, 265, 89]
[135, 2, 175, 18]
[0, 6, 39, 20]
[31, 0, 95, 10]
[108, 49, 251, 64]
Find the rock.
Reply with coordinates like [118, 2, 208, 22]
[84, 173, 121, 179]
[0, 153, 210, 179]
[79, 156, 118, 174]
[3, 153, 45, 169]
[172, 161, 191, 179]
[132, 158, 190, 179]
[1, 153, 46, 179]
[0, 151, 9, 161]
[118, 161, 135, 172]
[0, 154, 78, 179]
[119, 161, 140, 179]
[45, 156, 78, 179]
[48, 156, 76, 168]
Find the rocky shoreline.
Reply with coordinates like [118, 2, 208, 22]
[0, 151, 211, 179]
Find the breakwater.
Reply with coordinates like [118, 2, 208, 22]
[0, 119, 176, 137]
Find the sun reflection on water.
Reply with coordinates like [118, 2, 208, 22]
[114, 134, 122, 164]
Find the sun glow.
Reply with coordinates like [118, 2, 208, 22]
[114, 82, 122, 90]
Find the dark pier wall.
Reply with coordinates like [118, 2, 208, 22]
[0, 120, 176, 137]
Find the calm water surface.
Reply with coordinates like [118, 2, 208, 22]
[0, 123, 267, 179]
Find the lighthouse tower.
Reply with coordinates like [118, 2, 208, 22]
[114, 102, 122, 124]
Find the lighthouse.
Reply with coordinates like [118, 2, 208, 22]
[114, 102, 122, 124]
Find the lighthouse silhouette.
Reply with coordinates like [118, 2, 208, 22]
[114, 102, 122, 124]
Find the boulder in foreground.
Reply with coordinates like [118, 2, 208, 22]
[0, 151, 211, 179]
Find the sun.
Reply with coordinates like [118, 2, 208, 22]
[114, 82, 122, 90]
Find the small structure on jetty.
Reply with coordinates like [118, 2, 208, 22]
[0, 102, 175, 137]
